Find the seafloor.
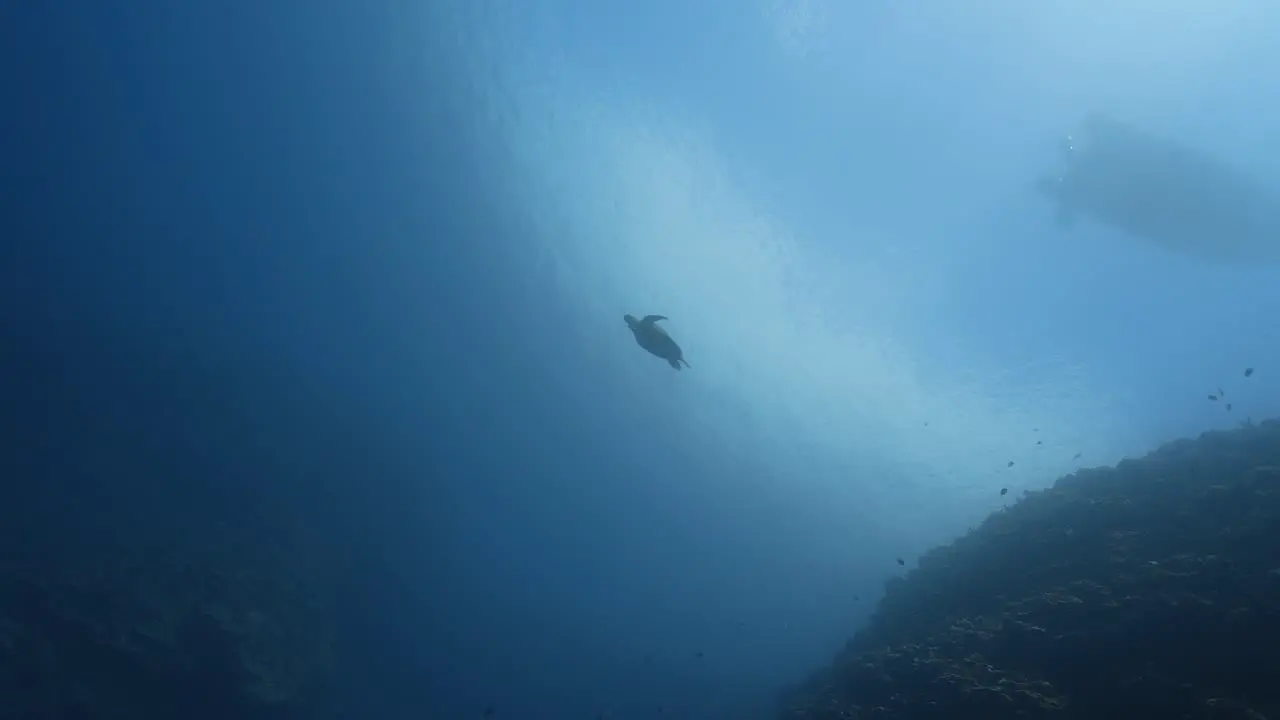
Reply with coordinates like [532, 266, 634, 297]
[0, 513, 333, 719]
[778, 419, 1280, 720]
[0, 342, 341, 719]
[6, 413, 1278, 718]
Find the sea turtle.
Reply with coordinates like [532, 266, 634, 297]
[624, 314, 690, 370]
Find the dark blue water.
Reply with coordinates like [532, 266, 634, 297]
[3, 2, 517, 716]
[2, 3, 754, 717]
[6, 3, 1280, 719]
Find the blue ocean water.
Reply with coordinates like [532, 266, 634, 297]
[4, 1, 1280, 718]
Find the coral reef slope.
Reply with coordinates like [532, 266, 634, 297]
[780, 420, 1280, 720]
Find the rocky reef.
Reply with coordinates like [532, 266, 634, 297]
[0, 333, 347, 719]
[0, 508, 337, 720]
[779, 419, 1280, 720]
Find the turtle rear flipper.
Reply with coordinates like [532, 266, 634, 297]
[668, 357, 682, 370]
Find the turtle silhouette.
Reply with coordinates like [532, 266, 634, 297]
[624, 314, 690, 370]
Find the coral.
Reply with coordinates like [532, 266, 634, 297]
[779, 419, 1280, 719]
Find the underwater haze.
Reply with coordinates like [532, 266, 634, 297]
[5, 1, 1280, 717]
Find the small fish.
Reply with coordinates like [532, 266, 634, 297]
[1219, 387, 1226, 397]
[1000, 487, 1008, 496]
[1208, 394, 1218, 401]
[483, 705, 495, 717]
[1035, 440, 1043, 445]
[1007, 461, 1015, 468]
[1245, 367, 1254, 377]
[896, 558, 905, 566]
[1226, 403, 1232, 411]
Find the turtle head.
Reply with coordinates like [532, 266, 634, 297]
[623, 314, 639, 330]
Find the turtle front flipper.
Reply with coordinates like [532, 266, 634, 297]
[642, 315, 668, 324]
